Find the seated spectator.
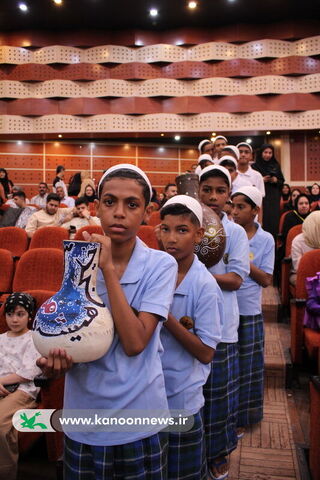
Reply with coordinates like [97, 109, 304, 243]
[290, 211, 320, 285]
[0, 182, 5, 205]
[5, 186, 30, 208]
[284, 188, 301, 211]
[160, 183, 177, 206]
[308, 183, 320, 203]
[55, 184, 75, 208]
[83, 184, 97, 203]
[62, 197, 100, 233]
[0, 168, 14, 198]
[68, 172, 82, 197]
[12, 191, 36, 229]
[281, 183, 291, 202]
[53, 165, 67, 196]
[25, 193, 73, 238]
[30, 182, 49, 209]
[78, 170, 96, 197]
[0, 205, 23, 228]
[281, 194, 311, 243]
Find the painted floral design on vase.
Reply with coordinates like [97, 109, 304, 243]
[32, 240, 114, 363]
[176, 173, 226, 267]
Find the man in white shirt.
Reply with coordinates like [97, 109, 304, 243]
[30, 182, 49, 209]
[62, 197, 100, 234]
[236, 142, 265, 197]
[25, 193, 73, 238]
[56, 184, 75, 208]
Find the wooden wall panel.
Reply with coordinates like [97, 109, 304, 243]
[307, 135, 320, 181]
[290, 134, 306, 182]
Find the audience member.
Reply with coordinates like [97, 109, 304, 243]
[281, 183, 291, 202]
[212, 135, 228, 162]
[56, 184, 75, 208]
[308, 182, 320, 204]
[281, 194, 311, 243]
[83, 184, 97, 203]
[221, 145, 240, 161]
[53, 165, 67, 196]
[236, 142, 265, 197]
[161, 183, 178, 206]
[78, 170, 96, 197]
[30, 182, 49, 209]
[198, 139, 214, 158]
[62, 197, 100, 233]
[284, 188, 302, 211]
[0, 168, 14, 198]
[0, 182, 5, 205]
[290, 211, 320, 285]
[218, 155, 251, 194]
[25, 193, 73, 238]
[12, 191, 36, 229]
[67, 172, 82, 197]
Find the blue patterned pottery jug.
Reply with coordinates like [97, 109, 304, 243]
[32, 240, 114, 362]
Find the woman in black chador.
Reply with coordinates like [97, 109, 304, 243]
[252, 144, 285, 240]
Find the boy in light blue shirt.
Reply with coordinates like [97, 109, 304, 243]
[232, 186, 274, 435]
[159, 195, 223, 480]
[199, 165, 250, 480]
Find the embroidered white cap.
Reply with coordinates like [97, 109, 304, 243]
[236, 142, 253, 153]
[161, 194, 203, 226]
[218, 155, 238, 169]
[212, 135, 227, 144]
[98, 164, 153, 201]
[198, 153, 214, 165]
[198, 139, 211, 152]
[231, 185, 263, 207]
[199, 165, 232, 188]
[222, 145, 240, 160]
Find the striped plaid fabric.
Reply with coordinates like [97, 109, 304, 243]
[64, 432, 168, 480]
[203, 342, 239, 463]
[237, 314, 264, 428]
[167, 411, 207, 480]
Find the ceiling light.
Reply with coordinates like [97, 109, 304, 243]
[160, 133, 164, 137]
[17, 141, 23, 145]
[58, 134, 62, 138]
[53, 0, 63, 4]
[174, 135, 181, 141]
[266, 131, 271, 135]
[246, 138, 252, 144]
[211, 132, 216, 136]
[149, 8, 158, 17]
[188, 1, 197, 8]
[18, 3, 28, 12]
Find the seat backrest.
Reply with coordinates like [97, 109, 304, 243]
[278, 210, 290, 234]
[147, 210, 161, 227]
[295, 249, 320, 299]
[74, 225, 103, 240]
[29, 226, 69, 250]
[0, 248, 14, 292]
[13, 248, 64, 293]
[0, 226, 29, 258]
[285, 224, 303, 257]
[137, 225, 159, 249]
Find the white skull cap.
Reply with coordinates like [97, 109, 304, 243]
[222, 145, 240, 160]
[199, 165, 232, 188]
[212, 135, 227, 144]
[231, 185, 262, 207]
[98, 164, 153, 201]
[218, 155, 238, 169]
[236, 142, 253, 153]
[198, 153, 214, 165]
[198, 139, 211, 152]
[161, 194, 203, 226]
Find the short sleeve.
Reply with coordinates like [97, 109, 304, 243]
[194, 279, 223, 350]
[227, 224, 250, 280]
[16, 336, 42, 381]
[139, 253, 178, 322]
[258, 234, 275, 275]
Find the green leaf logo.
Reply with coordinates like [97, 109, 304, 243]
[19, 411, 48, 430]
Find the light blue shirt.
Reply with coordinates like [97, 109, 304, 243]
[208, 213, 250, 343]
[64, 237, 177, 446]
[237, 223, 275, 316]
[161, 255, 223, 415]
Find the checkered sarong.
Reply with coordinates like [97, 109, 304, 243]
[64, 432, 168, 480]
[237, 314, 264, 428]
[167, 411, 207, 480]
[203, 342, 239, 463]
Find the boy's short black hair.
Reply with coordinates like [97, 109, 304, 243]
[13, 190, 26, 200]
[199, 169, 230, 188]
[160, 203, 200, 227]
[75, 196, 89, 207]
[47, 193, 60, 203]
[98, 169, 150, 207]
[220, 159, 236, 170]
[164, 183, 176, 192]
[231, 192, 257, 209]
[56, 165, 65, 174]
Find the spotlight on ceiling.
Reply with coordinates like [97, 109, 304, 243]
[149, 8, 158, 17]
[266, 131, 271, 135]
[58, 134, 62, 138]
[18, 2, 28, 12]
[246, 138, 252, 144]
[174, 135, 181, 141]
[53, 0, 63, 4]
[188, 1, 197, 9]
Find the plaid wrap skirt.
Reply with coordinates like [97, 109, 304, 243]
[167, 411, 207, 480]
[203, 342, 239, 463]
[64, 431, 168, 480]
[237, 313, 264, 428]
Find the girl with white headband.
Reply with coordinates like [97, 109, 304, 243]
[37, 164, 178, 480]
[231, 186, 274, 438]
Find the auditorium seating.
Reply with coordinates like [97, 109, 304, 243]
[0, 226, 29, 259]
[290, 249, 320, 364]
[147, 210, 161, 227]
[280, 224, 302, 307]
[0, 249, 14, 298]
[137, 225, 159, 249]
[74, 224, 103, 240]
[29, 226, 69, 250]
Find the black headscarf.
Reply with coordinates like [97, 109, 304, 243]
[281, 183, 291, 201]
[308, 183, 320, 203]
[252, 144, 285, 184]
[5, 292, 36, 317]
[68, 172, 82, 196]
[0, 168, 13, 197]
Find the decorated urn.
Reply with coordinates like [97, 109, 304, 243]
[176, 173, 226, 267]
[32, 240, 114, 363]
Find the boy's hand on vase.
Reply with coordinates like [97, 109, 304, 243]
[0, 383, 10, 396]
[83, 231, 113, 269]
[36, 348, 73, 379]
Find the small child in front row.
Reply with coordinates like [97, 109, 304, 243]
[159, 195, 223, 480]
[0, 293, 42, 480]
[37, 164, 178, 480]
[198, 165, 250, 480]
[231, 186, 274, 434]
